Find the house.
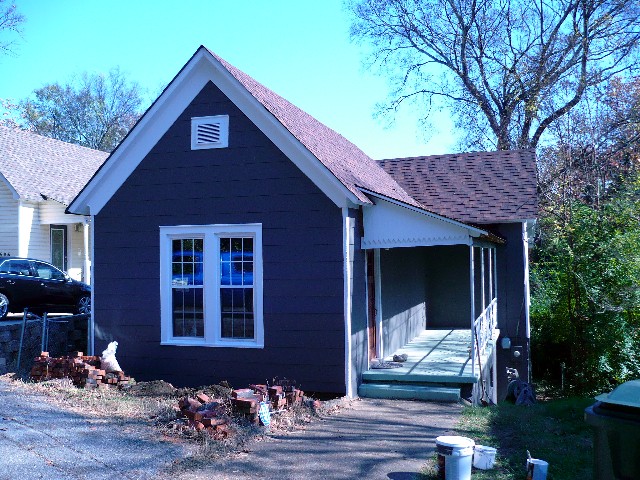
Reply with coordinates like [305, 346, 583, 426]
[68, 46, 536, 402]
[0, 126, 107, 283]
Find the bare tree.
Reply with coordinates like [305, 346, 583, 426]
[18, 68, 144, 152]
[349, 0, 640, 150]
[0, 0, 25, 55]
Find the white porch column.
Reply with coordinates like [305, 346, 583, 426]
[488, 247, 493, 301]
[481, 247, 486, 312]
[83, 220, 91, 285]
[469, 245, 476, 374]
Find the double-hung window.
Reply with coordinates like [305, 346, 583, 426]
[160, 224, 263, 348]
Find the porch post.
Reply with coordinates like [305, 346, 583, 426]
[488, 248, 493, 301]
[469, 245, 476, 375]
[83, 220, 91, 284]
[481, 248, 486, 312]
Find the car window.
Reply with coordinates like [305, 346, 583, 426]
[0, 260, 32, 276]
[33, 262, 66, 280]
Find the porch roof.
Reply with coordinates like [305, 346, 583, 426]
[379, 150, 538, 224]
[361, 191, 504, 249]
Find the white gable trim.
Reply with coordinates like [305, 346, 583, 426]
[0, 172, 19, 200]
[360, 188, 487, 236]
[68, 47, 360, 216]
[362, 196, 487, 249]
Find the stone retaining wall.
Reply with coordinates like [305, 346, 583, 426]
[0, 315, 88, 375]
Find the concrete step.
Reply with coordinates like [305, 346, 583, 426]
[358, 383, 461, 402]
[361, 369, 478, 384]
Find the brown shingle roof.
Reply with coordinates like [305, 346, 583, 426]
[379, 150, 538, 224]
[0, 126, 108, 205]
[210, 50, 421, 208]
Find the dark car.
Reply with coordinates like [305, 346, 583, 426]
[0, 257, 91, 319]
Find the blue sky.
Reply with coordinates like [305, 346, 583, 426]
[0, 0, 456, 159]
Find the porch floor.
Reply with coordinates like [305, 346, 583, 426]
[361, 328, 496, 387]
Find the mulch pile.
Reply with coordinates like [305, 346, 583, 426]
[30, 351, 133, 388]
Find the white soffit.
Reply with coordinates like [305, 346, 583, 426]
[362, 197, 482, 248]
[68, 48, 359, 216]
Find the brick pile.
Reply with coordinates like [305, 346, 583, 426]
[174, 380, 308, 436]
[30, 351, 132, 388]
[175, 393, 230, 438]
[231, 380, 305, 425]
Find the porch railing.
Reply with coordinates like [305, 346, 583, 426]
[471, 297, 497, 375]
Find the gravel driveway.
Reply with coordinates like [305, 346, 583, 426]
[0, 379, 189, 480]
[0, 378, 461, 480]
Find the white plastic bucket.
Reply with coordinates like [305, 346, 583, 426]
[526, 458, 549, 480]
[473, 445, 497, 469]
[435, 436, 475, 480]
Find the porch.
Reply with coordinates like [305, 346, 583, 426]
[358, 327, 498, 403]
[355, 194, 502, 403]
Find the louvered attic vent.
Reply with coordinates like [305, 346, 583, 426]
[191, 115, 229, 150]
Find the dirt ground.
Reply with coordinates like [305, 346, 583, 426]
[0, 376, 461, 480]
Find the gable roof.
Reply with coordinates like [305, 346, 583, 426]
[0, 126, 108, 206]
[68, 46, 421, 215]
[379, 150, 538, 224]
[209, 50, 420, 208]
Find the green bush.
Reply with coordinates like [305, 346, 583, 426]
[531, 178, 640, 395]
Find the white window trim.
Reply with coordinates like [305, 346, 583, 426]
[191, 115, 229, 150]
[160, 223, 263, 348]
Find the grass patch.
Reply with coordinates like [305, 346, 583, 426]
[422, 397, 594, 479]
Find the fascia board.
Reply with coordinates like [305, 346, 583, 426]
[0, 172, 20, 200]
[69, 49, 360, 215]
[360, 188, 487, 237]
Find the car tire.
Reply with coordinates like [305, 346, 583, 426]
[0, 293, 9, 320]
[76, 295, 91, 315]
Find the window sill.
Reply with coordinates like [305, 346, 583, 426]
[161, 339, 264, 349]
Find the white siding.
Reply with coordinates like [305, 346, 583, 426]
[68, 223, 86, 281]
[0, 182, 18, 256]
[39, 200, 82, 225]
[22, 201, 49, 261]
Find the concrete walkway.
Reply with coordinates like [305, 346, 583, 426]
[174, 398, 462, 480]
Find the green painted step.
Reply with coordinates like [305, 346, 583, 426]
[361, 369, 478, 384]
[358, 383, 461, 402]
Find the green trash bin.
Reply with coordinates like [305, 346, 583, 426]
[584, 380, 640, 480]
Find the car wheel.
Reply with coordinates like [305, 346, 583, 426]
[76, 295, 91, 315]
[0, 293, 9, 319]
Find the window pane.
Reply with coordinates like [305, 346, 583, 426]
[172, 238, 203, 286]
[220, 287, 254, 339]
[172, 287, 204, 337]
[220, 238, 230, 254]
[231, 238, 242, 252]
[243, 238, 253, 256]
[232, 262, 243, 285]
[243, 261, 253, 285]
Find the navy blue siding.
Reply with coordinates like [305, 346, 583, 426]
[380, 247, 428, 354]
[94, 82, 346, 392]
[424, 245, 471, 328]
[489, 222, 530, 400]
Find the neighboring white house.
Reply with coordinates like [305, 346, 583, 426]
[0, 126, 107, 284]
